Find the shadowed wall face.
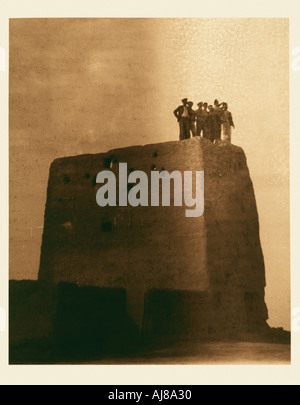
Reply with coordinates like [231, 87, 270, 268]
[10, 18, 289, 330]
[39, 138, 208, 324]
[9, 281, 140, 363]
[39, 137, 268, 329]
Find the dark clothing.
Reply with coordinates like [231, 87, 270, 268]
[179, 117, 190, 140]
[210, 108, 222, 141]
[174, 105, 186, 121]
[189, 109, 197, 137]
[174, 104, 193, 140]
[205, 112, 214, 141]
[195, 109, 208, 137]
[196, 119, 204, 136]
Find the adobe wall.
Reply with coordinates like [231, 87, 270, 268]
[9, 280, 58, 346]
[38, 137, 268, 331]
[39, 137, 208, 324]
[202, 140, 268, 332]
[9, 281, 139, 363]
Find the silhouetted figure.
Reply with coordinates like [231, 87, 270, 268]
[214, 99, 222, 111]
[206, 105, 215, 142]
[195, 102, 208, 137]
[212, 99, 222, 141]
[174, 98, 190, 140]
[187, 101, 197, 137]
[174, 97, 235, 143]
[221, 102, 235, 142]
[202, 103, 210, 139]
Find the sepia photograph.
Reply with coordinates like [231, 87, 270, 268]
[8, 17, 291, 367]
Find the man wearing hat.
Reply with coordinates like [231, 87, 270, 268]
[173, 98, 191, 140]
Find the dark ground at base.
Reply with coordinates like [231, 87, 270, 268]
[84, 342, 291, 365]
[9, 281, 290, 365]
[10, 340, 290, 365]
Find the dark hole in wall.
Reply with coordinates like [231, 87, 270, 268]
[129, 168, 135, 173]
[84, 173, 91, 179]
[127, 183, 134, 192]
[151, 164, 156, 171]
[101, 222, 113, 232]
[63, 175, 70, 184]
[103, 157, 112, 168]
[152, 151, 158, 158]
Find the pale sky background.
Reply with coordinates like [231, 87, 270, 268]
[9, 18, 289, 329]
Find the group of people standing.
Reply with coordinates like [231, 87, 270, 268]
[173, 98, 235, 143]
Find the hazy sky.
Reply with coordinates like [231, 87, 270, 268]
[9, 18, 289, 329]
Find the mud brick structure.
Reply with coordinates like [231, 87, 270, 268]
[38, 137, 268, 338]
